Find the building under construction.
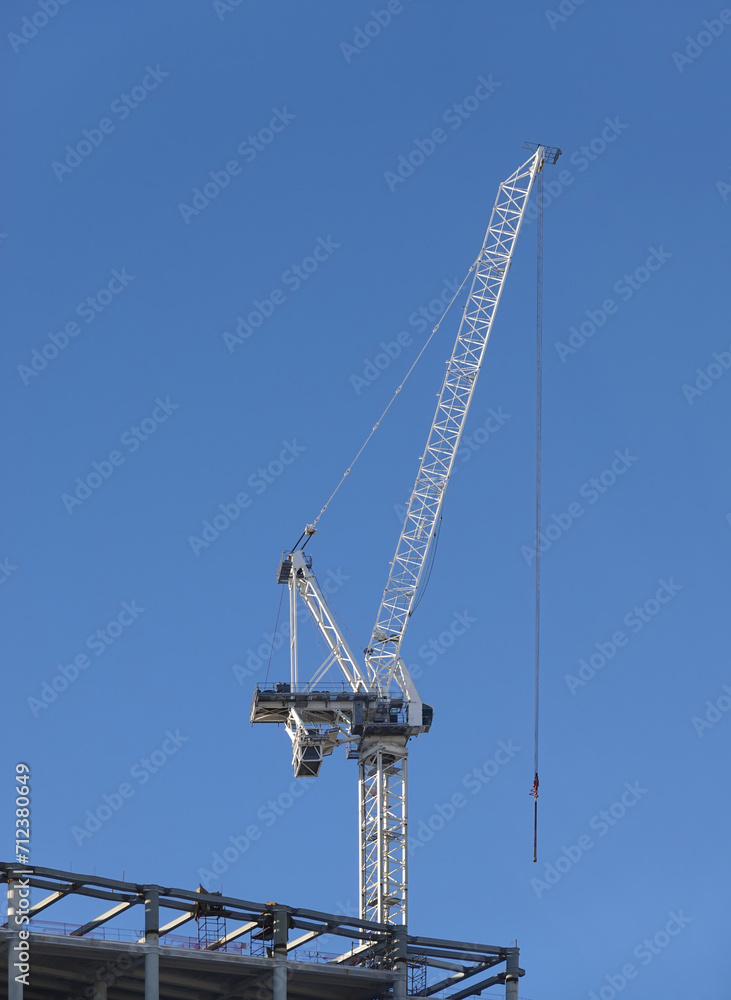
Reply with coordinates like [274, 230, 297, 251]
[1, 864, 523, 999]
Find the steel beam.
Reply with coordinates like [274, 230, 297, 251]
[447, 972, 506, 1000]
[157, 912, 195, 937]
[205, 918, 259, 951]
[71, 900, 136, 936]
[408, 934, 506, 954]
[26, 883, 80, 919]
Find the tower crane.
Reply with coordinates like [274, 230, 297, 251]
[251, 142, 561, 926]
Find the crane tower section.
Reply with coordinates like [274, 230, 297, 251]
[250, 143, 561, 927]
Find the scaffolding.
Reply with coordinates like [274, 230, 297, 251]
[194, 887, 227, 953]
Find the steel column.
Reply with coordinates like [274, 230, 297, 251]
[391, 925, 408, 1000]
[272, 960, 287, 1000]
[272, 904, 288, 1000]
[144, 889, 160, 1000]
[505, 946, 520, 1000]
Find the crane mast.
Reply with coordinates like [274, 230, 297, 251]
[250, 143, 561, 927]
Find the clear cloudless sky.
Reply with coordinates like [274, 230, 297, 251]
[3, 1, 730, 996]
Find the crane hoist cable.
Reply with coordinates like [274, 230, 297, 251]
[532, 168, 545, 863]
[410, 513, 443, 617]
[264, 585, 286, 685]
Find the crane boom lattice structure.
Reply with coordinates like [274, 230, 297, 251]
[366, 147, 554, 687]
[251, 142, 561, 928]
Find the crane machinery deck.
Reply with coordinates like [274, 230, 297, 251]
[251, 142, 561, 932]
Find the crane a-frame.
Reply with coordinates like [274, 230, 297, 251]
[251, 143, 561, 927]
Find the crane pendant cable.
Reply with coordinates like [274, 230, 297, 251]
[532, 167, 544, 862]
[302, 267, 473, 542]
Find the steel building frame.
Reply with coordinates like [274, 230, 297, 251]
[1, 864, 523, 1000]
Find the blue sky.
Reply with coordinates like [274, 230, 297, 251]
[3, 0, 730, 996]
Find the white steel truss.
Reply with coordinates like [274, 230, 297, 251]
[359, 742, 408, 924]
[252, 145, 560, 929]
[288, 550, 368, 692]
[365, 150, 546, 693]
